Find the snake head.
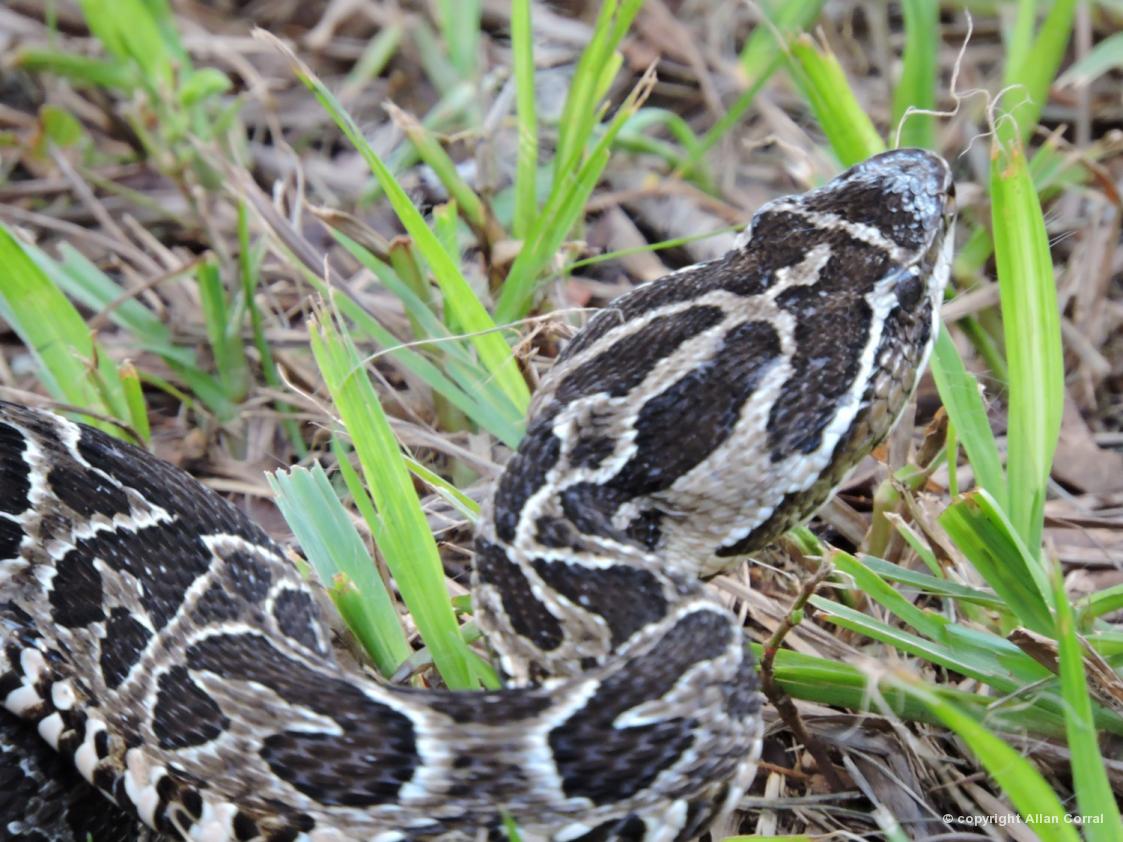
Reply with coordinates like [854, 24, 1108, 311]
[802, 148, 955, 253]
[800, 148, 957, 313]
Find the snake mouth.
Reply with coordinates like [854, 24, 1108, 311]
[943, 181, 957, 218]
[938, 179, 957, 243]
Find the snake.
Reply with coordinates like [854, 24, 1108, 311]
[0, 148, 954, 841]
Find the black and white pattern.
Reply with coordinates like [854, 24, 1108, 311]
[1, 149, 954, 841]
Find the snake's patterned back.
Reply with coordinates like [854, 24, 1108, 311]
[1, 149, 954, 841]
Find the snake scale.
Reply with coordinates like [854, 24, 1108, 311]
[1, 149, 954, 841]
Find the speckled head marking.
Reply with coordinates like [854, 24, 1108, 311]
[2, 149, 953, 842]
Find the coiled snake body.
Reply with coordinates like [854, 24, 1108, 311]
[1, 149, 954, 841]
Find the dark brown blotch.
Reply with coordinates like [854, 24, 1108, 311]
[272, 588, 326, 655]
[75, 423, 272, 547]
[194, 583, 244, 624]
[767, 283, 872, 459]
[0, 421, 31, 517]
[474, 539, 563, 652]
[558, 237, 790, 362]
[607, 319, 783, 497]
[185, 632, 418, 808]
[0, 517, 24, 561]
[548, 609, 733, 804]
[567, 434, 616, 470]
[48, 462, 130, 520]
[100, 607, 152, 689]
[491, 416, 561, 544]
[553, 306, 725, 406]
[223, 548, 273, 603]
[420, 685, 552, 724]
[624, 508, 664, 551]
[232, 811, 260, 840]
[75, 520, 213, 629]
[530, 559, 667, 646]
[49, 547, 105, 628]
[153, 665, 230, 749]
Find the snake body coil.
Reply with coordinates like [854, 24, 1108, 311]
[1, 149, 954, 841]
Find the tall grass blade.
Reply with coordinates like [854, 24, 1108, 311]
[990, 140, 1063, 554]
[998, 0, 1077, 147]
[269, 464, 412, 676]
[929, 328, 1007, 510]
[894, 679, 1081, 842]
[552, 0, 642, 191]
[786, 35, 884, 167]
[510, 0, 538, 240]
[1052, 567, 1122, 838]
[939, 490, 1054, 634]
[262, 30, 530, 413]
[0, 224, 123, 420]
[308, 307, 482, 689]
[495, 68, 655, 321]
[434, 0, 480, 80]
[892, 0, 937, 149]
[76, 0, 173, 91]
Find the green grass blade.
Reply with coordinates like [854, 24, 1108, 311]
[434, 0, 480, 80]
[45, 245, 166, 344]
[1076, 584, 1123, 628]
[756, 646, 1065, 736]
[237, 202, 305, 455]
[410, 18, 462, 97]
[401, 455, 479, 520]
[858, 554, 1005, 610]
[77, 0, 174, 91]
[1057, 30, 1123, 87]
[197, 258, 250, 403]
[268, 464, 412, 676]
[343, 24, 402, 94]
[432, 202, 462, 287]
[1052, 566, 1122, 837]
[891, 0, 937, 149]
[305, 281, 524, 447]
[327, 230, 525, 444]
[786, 35, 884, 166]
[893, 679, 1081, 842]
[929, 327, 1007, 510]
[23, 241, 195, 367]
[15, 49, 136, 90]
[990, 140, 1063, 554]
[1004, 0, 1037, 78]
[264, 31, 530, 413]
[510, 0, 538, 240]
[939, 490, 1054, 634]
[117, 361, 150, 444]
[552, 0, 643, 190]
[738, 0, 824, 73]
[0, 224, 123, 419]
[811, 596, 1052, 693]
[308, 307, 480, 689]
[616, 108, 709, 184]
[495, 68, 654, 322]
[386, 103, 497, 243]
[998, 0, 1077, 147]
[831, 552, 947, 641]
